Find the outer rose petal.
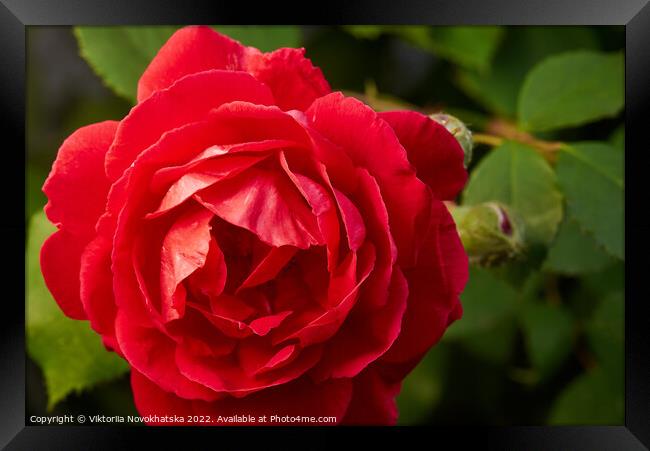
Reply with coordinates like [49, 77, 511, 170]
[115, 311, 221, 402]
[246, 48, 331, 111]
[131, 370, 195, 421]
[40, 230, 88, 319]
[342, 366, 401, 425]
[80, 234, 119, 349]
[137, 26, 330, 111]
[131, 369, 353, 425]
[382, 200, 468, 366]
[137, 26, 251, 103]
[41, 121, 118, 319]
[43, 120, 118, 235]
[379, 110, 467, 200]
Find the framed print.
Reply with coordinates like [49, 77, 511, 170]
[2, 0, 649, 449]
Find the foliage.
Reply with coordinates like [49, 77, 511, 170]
[75, 26, 301, 102]
[26, 25, 624, 425]
[26, 212, 129, 409]
[556, 142, 624, 259]
[518, 51, 624, 132]
[463, 141, 563, 245]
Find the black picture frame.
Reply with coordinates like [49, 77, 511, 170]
[2, 0, 648, 449]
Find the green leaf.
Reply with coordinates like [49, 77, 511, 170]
[586, 291, 623, 387]
[556, 142, 624, 259]
[75, 26, 179, 102]
[445, 267, 518, 339]
[519, 301, 574, 378]
[567, 263, 623, 320]
[582, 262, 625, 299]
[27, 212, 129, 409]
[518, 51, 624, 131]
[399, 26, 504, 72]
[456, 27, 598, 117]
[548, 368, 623, 425]
[457, 317, 518, 365]
[609, 125, 625, 151]
[75, 26, 302, 102]
[397, 346, 447, 425]
[463, 141, 564, 245]
[443, 268, 519, 364]
[543, 217, 616, 274]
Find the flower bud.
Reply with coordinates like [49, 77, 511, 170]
[430, 113, 473, 167]
[447, 201, 525, 266]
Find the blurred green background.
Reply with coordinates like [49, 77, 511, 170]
[26, 25, 624, 425]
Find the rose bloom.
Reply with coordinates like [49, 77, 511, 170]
[40, 26, 468, 425]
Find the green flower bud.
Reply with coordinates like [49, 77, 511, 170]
[448, 202, 525, 266]
[430, 113, 473, 167]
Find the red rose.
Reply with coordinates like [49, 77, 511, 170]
[40, 26, 468, 425]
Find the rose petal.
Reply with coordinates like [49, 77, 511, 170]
[159, 207, 214, 322]
[170, 312, 237, 359]
[175, 337, 322, 396]
[278, 156, 341, 270]
[349, 168, 396, 310]
[108, 70, 275, 180]
[132, 369, 353, 425]
[186, 237, 227, 301]
[273, 244, 376, 347]
[210, 293, 256, 321]
[130, 213, 184, 324]
[131, 369, 195, 424]
[110, 106, 309, 325]
[194, 165, 323, 249]
[79, 234, 119, 348]
[150, 139, 297, 193]
[239, 341, 297, 376]
[306, 93, 431, 266]
[43, 120, 118, 235]
[248, 311, 293, 337]
[42, 120, 116, 321]
[380, 110, 467, 200]
[246, 47, 331, 111]
[236, 246, 298, 292]
[148, 154, 271, 218]
[269, 249, 328, 313]
[138, 26, 330, 111]
[115, 310, 220, 401]
[333, 188, 366, 252]
[341, 366, 401, 425]
[382, 200, 468, 364]
[186, 301, 253, 339]
[137, 26, 254, 103]
[311, 267, 408, 381]
[40, 230, 88, 319]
